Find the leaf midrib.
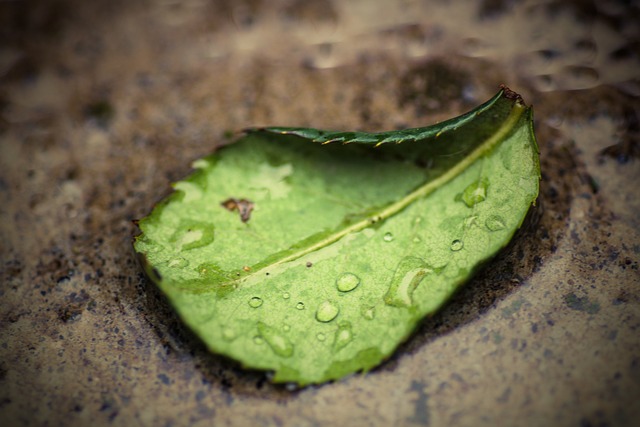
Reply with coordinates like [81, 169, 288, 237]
[231, 101, 526, 286]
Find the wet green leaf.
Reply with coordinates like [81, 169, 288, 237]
[134, 87, 540, 385]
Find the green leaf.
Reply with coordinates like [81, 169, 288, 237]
[134, 87, 540, 385]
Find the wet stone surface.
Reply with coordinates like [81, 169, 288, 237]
[1, 0, 639, 426]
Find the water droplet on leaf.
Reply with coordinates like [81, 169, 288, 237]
[248, 297, 263, 308]
[336, 272, 361, 292]
[384, 257, 433, 307]
[257, 322, 294, 358]
[253, 336, 264, 345]
[383, 232, 394, 242]
[485, 215, 506, 231]
[316, 333, 326, 342]
[460, 177, 489, 207]
[295, 302, 305, 310]
[450, 240, 464, 251]
[282, 292, 290, 299]
[333, 322, 353, 352]
[167, 257, 189, 268]
[222, 327, 236, 341]
[316, 300, 339, 322]
[464, 215, 478, 228]
[361, 306, 376, 320]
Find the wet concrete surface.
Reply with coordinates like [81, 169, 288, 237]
[1, 1, 639, 426]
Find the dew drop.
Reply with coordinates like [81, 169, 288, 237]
[253, 336, 264, 345]
[257, 322, 294, 358]
[464, 215, 478, 228]
[316, 300, 339, 322]
[248, 297, 263, 308]
[316, 332, 326, 342]
[450, 240, 464, 251]
[336, 272, 361, 292]
[282, 292, 290, 300]
[295, 302, 305, 310]
[333, 322, 353, 352]
[222, 327, 236, 341]
[361, 306, 376, 320]
[384, 257, 433, 307]
[167, 257, 189, 268]
[485, 215, 506, 231]
[460, 177, 489, 207]
[383, 232, 394, 242]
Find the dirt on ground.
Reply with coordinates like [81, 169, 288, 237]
[1, 1, 639, 426]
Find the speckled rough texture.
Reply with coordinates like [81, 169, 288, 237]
[1, 1, 639, 426]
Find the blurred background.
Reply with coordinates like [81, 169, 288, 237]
[1, 0, 638, 426]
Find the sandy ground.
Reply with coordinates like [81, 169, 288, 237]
[1, 1, 639, 426]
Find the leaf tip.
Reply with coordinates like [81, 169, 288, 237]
[499, 84, 526, 105]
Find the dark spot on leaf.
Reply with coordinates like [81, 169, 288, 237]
[221, 198, 254, 223]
